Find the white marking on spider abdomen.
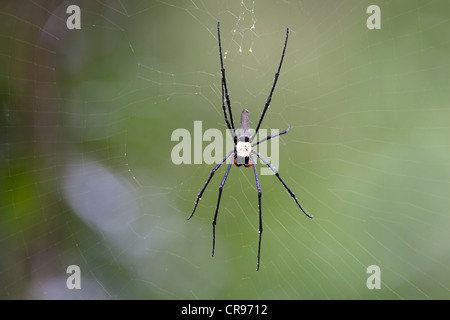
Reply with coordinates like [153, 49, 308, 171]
[236, 141, 252, 157]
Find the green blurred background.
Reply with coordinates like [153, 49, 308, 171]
[1, 0, 449, 299]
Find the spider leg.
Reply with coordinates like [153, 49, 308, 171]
[221, 78, 235, 139]
[188, 150, 233, 220]
[252, 151, 313, 219]
[212, 157, 233, 257]
[252, 28, 289, 141]
[252, 125, 292, 147]
[217, 21, 236, 139]
[251, 155, 263, 271]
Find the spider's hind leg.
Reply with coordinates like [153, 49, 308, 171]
[217, 21, 236, 139]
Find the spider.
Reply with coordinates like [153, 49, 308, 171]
[188, 22, 313, 271]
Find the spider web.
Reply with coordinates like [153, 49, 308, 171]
[1, 0, 449, 299]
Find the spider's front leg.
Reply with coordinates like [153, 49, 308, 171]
[188, 150, 233, 220]
[251, 155, 263, 271]
[253, 150, 313, 219]
[212, 157, 233, 257]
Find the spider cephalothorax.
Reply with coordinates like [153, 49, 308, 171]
[188, 22, 313, 271]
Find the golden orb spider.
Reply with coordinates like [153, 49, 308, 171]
[188, 22, 313, 271]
